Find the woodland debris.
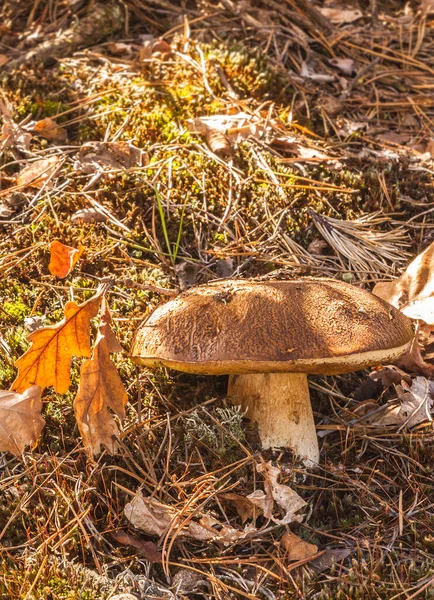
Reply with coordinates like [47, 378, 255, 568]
[71, 207, 109, 224]
[12, 294, 102, 394]
[124, 494, 256, 544]
[111, 530, 162, 563]
[5, 1, 124, 69]
[31, 118, 68, 143]
[367, 376, 434, 429]
[310, 210, 410, 278]
[16, 156, 61, 189]
[309, 548, 352, 573]
[74, 301, 127, 456]
[281, 531, 318, 562]
[247, 462, 306, 525]
[318, 6, 363, 24]
[48, 241, 84, 278]
[374, 241, 434, 325]
[219, 492, 257, 523]
[0, 386, 44, 454]
[74, 141, 148, 174]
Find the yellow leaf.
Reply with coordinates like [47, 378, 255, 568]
[74, 301, 127, 456]
[48, 240, 84, 278]
[12, 294, 102, 394]
[0, 386, 45, 454]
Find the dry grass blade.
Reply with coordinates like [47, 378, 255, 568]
[309, 209, 411, 279]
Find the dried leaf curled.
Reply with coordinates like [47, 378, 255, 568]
[247, 462, 306, 525]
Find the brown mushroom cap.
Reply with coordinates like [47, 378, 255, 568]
[130, 278, 414, 375]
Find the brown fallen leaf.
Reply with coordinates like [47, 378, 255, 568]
[187, 113, 266, 145]
[368, 376, 434, 429]
[32, 118, 67, 143]
[373, 241, 434, 325]
[74, 300, 127, 456]
[111, 530, 162, 563]
[139, 38, 172, 60]
[49, 241, 84, 278]
[220, 492, 257, 523]
[0, 386, 45, 454]
[281, 531, 318, 562]
[247, 462, 306, 525]
[0, 55, 9, 68]
[309, 547, 352, 573]
[125, 494, 255, 544]
[74, 141, 148, 174]
[319, 6, 363, 24]
[16, 156, 61, 189]
[329, 57, 355, 76]
[12, 293, 102, 394]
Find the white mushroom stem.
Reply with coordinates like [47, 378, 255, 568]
[228, 372, 319, 465]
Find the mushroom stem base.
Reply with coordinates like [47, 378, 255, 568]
[228, 372, 319, 464]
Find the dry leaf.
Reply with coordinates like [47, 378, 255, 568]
[74, 141, 148, 174]
[329, 57, 355, 75]
[32, 118, 67, 143]
[1, 122, 31, 152]
[281, 531, 318, 562]
[0, 55, 9, 67]
[49, 240, 84, 278]
[111, 530, 162, 563]
[220, 492, 256, 523]
[71, 207, 108, 224]
[12, 293, 102, 394]
[204, 125, 232, 158]
[368, 376, 434, 428]
[187, 113, 266, 145]
[309, 547, 352, 573]
[125, 494, 255, 544]
[16, 156, 61, 189]
[300, 62, 335, 83]
[139, 38, 172, 61]
[74, 301, 127, 456]
[373, 242, 434, 324]
[319, 6, 363, 24]
[396, 337, 434, 378]
[247, 462, 306, 525]
[0, 386, 45, 454]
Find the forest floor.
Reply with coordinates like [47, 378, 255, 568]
[1, 0, 434, 598]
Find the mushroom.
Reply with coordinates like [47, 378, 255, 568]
[130, 278, 414, 465]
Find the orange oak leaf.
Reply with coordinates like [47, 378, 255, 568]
[0, 386, 45, 454]
[49, 240, 84, 278]
[74, 301, 127, 456]
[12, 294, 102, 394]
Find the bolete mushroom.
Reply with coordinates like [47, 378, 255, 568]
[130, 278, 414, 464]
